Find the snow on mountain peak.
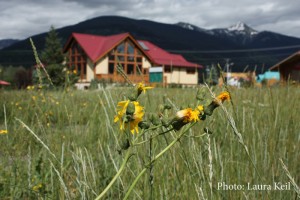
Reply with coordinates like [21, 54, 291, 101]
[228, 21, 246, 31]
[227, 22, 258, 35]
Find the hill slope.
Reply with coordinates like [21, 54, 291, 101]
[1, 16, 300, 72]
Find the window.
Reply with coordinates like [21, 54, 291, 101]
[109, 53, 114, 61]
[117, 64, 125, 74]
[68, 42, 87, 79]
[109, 63, 114, 74]
[164, 66, 171, 73]
[107, 39, 144, 75]
[136, 65, 142, 75]
[186, 68, 196, 74]
[128, 56, 135, 62]
[117, 56, 125, 62]
[127, 64, 134, 74]
[127, 42, 134, 54]
[143, 68, 148, 75]
[116, 43, 125, 53]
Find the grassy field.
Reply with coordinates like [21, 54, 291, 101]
[0, 86, 299, 199]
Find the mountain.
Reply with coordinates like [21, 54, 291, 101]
[0, 39, 19, 50]
[1, 16, 300, 72]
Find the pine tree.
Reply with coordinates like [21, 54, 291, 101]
[40, 26, 65, 87]
[41, 26, 64, 65]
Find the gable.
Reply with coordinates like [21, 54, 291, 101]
[63, 33, 152, 64]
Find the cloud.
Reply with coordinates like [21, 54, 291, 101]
[0, 0, 299, 40]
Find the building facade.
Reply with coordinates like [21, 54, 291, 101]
[270, 51, 300, 82]
[63, 33, 201, 87]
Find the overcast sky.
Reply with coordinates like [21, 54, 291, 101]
[1, 0, 300, 40]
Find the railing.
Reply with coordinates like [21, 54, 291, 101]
[95, 74, 149, 83]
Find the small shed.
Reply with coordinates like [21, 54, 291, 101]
[149, 67, 163, 83]
[270, 51, 300, 82]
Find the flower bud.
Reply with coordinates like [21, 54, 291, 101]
[150, 114, 161, 126]
[196, 87, 206, 101]
[204, 102, 219, 116]
[138, 121, 151, 129]
[127, 90, 138, 101]
[164, 104, 172, 110]
[126, 102, 135, 115]
[121, 139, 130, 150]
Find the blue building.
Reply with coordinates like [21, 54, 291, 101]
[256, 71, 280, 83]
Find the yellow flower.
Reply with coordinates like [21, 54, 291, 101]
[197, 105, 204, 112]
[114, 100, 130, 123]
[114, 100, 144, 134]
[32, 183, 43, 191]
[73, 70, 77, 74]
[137, 82, 153, 94]
[216, 91, 230, 103]
[32, 96, 37, 101]
[0, 130, 8, 134]
[176, 108, 200, 123]
[27, 85, 34, 90]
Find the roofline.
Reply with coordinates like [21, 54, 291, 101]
[93, 33, 152, 63]
[269, 50, 300, 70]
[63, 32, 202, 68]
[138, 40, 201, 68]
[63, 33, 76, 52]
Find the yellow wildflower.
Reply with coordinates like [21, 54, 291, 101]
[176, 108, 200, 123]
[137, 82, 153, 94]
[114, 100, 144, 134]
[73, 70, 77, 74]
[27, 85, 34, 90]
[216, 91, 230, 103]
[32, 183, 43, 191]
[114, 100, 130, 123]
[0, 130, 8, 134]
[197, 105, 204, 112]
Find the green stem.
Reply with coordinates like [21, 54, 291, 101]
[95, 148, 132, 200]
[123, 123, 196, 200]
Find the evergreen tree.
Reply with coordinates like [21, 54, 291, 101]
[40, 26, 66, 87]
[41, 26, 64, 65]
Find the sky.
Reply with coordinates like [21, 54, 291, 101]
[1, 0, 300, 40]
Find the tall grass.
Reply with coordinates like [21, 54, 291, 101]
[0, 86, 299, 199]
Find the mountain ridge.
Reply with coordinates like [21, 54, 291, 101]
[1, 15, 300, 72]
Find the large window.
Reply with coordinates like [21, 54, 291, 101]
[67, 42, 87, 79]
[108, 39, 145, 75]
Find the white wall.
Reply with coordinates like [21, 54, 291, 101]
[95, 56, 109, 74]
[164, 67, 198, 85]
[86, 59, 94, 82]
[143, 57, 152, 69]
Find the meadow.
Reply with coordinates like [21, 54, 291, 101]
[0, 85, 299, 199]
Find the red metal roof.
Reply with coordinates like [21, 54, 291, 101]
[137, 40, 201, 68]
[65, 33, 201, 68]
[71, 32, 129, 62]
